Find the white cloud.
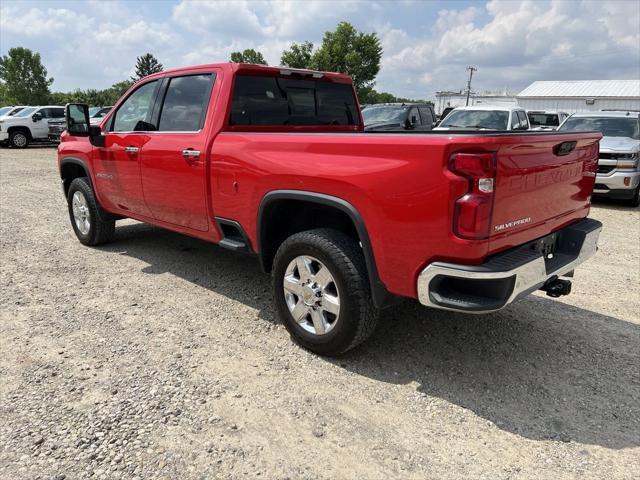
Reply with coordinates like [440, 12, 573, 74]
[172, 0, 274, 37]
[1, 0, 637, 98]
[376, 0, 640, 99]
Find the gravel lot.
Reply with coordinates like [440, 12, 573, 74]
[1, 146, 639, 480]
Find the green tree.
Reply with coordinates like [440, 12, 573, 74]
[280, 41, 314, 68]
[311, 22, 382, 95]
[230, 49, 268, 65]
[131, 53, 163, 81]
[0, 47, 53, 104]
[358, 87, 428, 105]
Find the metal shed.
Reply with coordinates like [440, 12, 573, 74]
[516, 80, 640, 113]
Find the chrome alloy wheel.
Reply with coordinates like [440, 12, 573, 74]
[283, 255, 341, 335]
[72, 191, 91, 235]
[12, 133, 27, 147]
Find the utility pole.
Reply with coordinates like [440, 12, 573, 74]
[465, 66, 477, 106]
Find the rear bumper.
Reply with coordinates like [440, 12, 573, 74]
[417, 218, 602, 313]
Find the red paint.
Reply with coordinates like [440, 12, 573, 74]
[59, 63, 602, 300]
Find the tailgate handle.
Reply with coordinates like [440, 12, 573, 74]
[554, 141, 577, 156]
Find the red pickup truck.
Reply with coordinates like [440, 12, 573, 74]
[59, 63, 602, 356]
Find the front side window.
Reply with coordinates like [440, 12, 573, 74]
[15, 107, 37, 117]
[510, 112, 519, 129]
[516, 111, 529, 129]
[408, 107, 421, 126]
[112, 80, 159, 132]
[158, 74, 214, 132]
[230, 75, 358, 126]
[418, 107, 434, 126]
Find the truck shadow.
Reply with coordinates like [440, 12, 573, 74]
[101, 222, 640, 450]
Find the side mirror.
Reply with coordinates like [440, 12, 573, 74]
[66, 103, 104, 147]
[32, 112, 42, 122]
[66, 103, 90, 136]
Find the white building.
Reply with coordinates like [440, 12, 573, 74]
[516, 80, 640, 113]
[434, 90, 517, 115]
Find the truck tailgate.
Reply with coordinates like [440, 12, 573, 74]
[488, 133, 600, 253]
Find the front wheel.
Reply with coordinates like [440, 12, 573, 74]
[67, 177, 115, 246]
[9, 130, 29, 148]
[625, 185, 640, 208]
[272, 229, 379, 356]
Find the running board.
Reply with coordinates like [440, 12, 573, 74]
[218, 238, 248, 252]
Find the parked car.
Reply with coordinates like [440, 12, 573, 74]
[362, 103, 437, 131]
[433, 105, 530, 131]
[0, 106, 27, 119]
[527, 110, 569, 130]
[90, 106, 113, 124]
[58, 63, 602, 355]
[0, 105, 65, 147]
[558, 111, 639, 206]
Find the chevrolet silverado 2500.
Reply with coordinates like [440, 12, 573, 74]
[58, 63, 603, 356]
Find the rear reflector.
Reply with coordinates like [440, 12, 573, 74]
[449, 152, 497, 240]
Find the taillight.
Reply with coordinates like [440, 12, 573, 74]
[448, 152, 497, 240]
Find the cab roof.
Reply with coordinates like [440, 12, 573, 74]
[143, 62, 354, 84]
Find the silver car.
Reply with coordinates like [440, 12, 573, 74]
[558, 111, 639, 207]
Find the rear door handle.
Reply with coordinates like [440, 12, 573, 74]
[125, 146, 139, 154]
[182, 149, 200, 158]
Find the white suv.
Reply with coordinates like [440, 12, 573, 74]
[0, 105, 65, 148]
[433, 105, 530, 131]
[558, 111, 640, 207]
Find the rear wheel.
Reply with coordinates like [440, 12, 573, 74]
[9, 130, 29, 148]
[272, 228, 379, 356]
[67, 177, 115, 245]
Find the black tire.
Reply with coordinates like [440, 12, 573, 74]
[67, 177, 115, 246]
[272, 228, 379, 356]
[9, 130, 29, 148]
[625, 185, 640, 208]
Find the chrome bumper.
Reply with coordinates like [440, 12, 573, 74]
[417, 218, 602, 313]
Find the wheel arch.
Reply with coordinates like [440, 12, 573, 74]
[7, 126, 32, 141]
[60, 157, 92, 197]
[257, 190, 395, 308]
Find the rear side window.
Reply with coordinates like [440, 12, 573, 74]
[230, 75, 358, 126]
[158, 74, 215, 132]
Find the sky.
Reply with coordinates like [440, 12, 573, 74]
[1, 0, 639, 100]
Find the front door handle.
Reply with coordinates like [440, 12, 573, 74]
[125, 146, 139, 154]
[182, 149, 200, 158]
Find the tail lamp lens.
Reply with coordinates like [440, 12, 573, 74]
[449, 152, 497, 240]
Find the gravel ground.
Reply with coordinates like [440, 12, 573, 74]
[1, 146, 639, 480]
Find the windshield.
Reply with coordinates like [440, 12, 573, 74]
[362, 106, 409, 125]
[439, 109, 509, 130]
[0, 107, 12, 116]
[528, 113, 559, 127]
[559, 116, 639, 140]
[88, 107, 100, 116]
[14, 107, 37, 118]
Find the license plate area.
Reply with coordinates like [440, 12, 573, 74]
[531, 232, 558, 259]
